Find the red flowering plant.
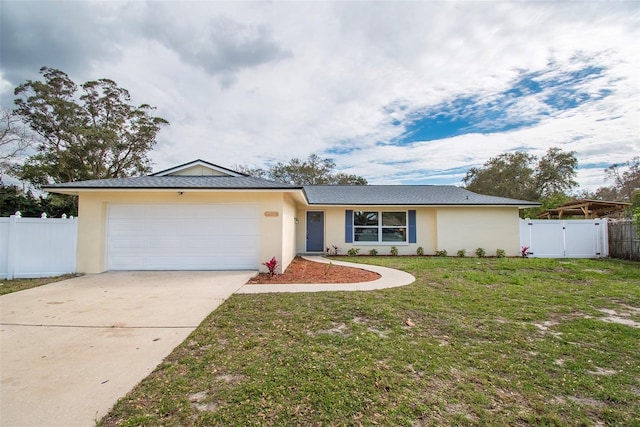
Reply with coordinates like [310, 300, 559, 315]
[521, 246, 530, 258]
[262, 257, 279, 277]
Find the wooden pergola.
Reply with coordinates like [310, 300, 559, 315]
[536, 199, 631, 219]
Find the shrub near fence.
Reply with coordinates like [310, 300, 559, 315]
[0, 213, 78, 279]
[608, 220, 640, 261]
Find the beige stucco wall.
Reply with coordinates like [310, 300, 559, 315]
[76, 190, 293, 274]
[76, 190, 523, 274]
[294, 206, 520, 257]
[436, 207, 521, 256]
[280, 194, 298, 273]
[295, 206, 437, 256]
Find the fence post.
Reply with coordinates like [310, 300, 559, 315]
[521, 218, 533, 256]
[594, 220, 601, 257]
[603, 218, 610, 257]
[594, 218, 608, 257]
[561, 220, 567, 257]
[6, 214, 18, 280]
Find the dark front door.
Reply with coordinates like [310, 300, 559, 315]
[306, 211, 324, 252]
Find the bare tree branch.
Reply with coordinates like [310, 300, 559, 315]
[0, 107, 35, 173]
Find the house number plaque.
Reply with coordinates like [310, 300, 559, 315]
[264, 211, 279, 217]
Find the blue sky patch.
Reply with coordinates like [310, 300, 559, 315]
[388, 64, 612, 147]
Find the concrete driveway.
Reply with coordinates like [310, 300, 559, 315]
[0, 271, 255, 427]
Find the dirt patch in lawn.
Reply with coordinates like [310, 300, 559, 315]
[247, 256, 381, 284]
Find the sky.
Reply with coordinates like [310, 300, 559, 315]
[1, 1, 639, 191]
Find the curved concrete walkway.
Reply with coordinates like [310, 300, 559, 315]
[236, 256, 415, 294]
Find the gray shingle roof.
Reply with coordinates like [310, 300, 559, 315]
[44, 175, 298, 190]
[44, 176, 538, 206]
[302, 185, 539, 206]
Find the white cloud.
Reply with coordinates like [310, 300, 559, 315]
[0, 1, 638, 192]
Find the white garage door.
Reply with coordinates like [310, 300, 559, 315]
[106, 204, 259, 270]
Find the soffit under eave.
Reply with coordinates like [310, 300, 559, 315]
[298, 203, 537, 208]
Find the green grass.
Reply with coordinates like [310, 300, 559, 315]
[100, 258, 640, 426]
[0, 274, 79, 295]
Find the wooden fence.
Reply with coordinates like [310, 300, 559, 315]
[608, 220, 640, 261]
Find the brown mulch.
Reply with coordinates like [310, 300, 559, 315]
[247, 256, 381, 284]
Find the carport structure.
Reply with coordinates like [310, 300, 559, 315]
[536, 199, 631, 219]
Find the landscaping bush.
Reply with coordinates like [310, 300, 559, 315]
[262, 257, 278, 276]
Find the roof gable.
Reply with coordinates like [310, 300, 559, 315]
[151, 159, 246, 177]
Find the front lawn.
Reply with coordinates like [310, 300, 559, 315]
[0, 274, 79, 296]
[100, 257, 640, 426]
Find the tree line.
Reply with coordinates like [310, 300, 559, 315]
[0, 67, 637, 219]
[462, 149, 639, 217]
[1, 67, 169, 216]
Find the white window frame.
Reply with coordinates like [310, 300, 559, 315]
[353, 210, 408, 244]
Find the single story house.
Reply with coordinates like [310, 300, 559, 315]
[45, 159, 539, 274]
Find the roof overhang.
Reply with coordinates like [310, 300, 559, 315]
[301, 203, 539, 209]
[44, 187, 303, 195]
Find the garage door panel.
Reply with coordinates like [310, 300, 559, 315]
[109, 239, 145, 250]
[143, 257, 184, 269]
[144, 239, 186, 250]
[108, 220, 147, 236]
[109, 205, 148, 218]
[107, 204, 260, 270]
[108, 256, 146, 270]
[195, 221, 258, 235]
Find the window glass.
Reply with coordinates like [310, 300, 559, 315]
[382, 228, 407, 242]
[354, 211, 378, 226]
[354, 227, 379, 242]
[382, 212, 406, 226]
[352, 211, 408, 243]
[308, 212, 323, 223]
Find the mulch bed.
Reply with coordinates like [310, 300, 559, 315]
[246, 256, 381, 284]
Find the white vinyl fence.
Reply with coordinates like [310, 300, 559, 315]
[0, 214, 78, 279]
[519, 219, 608, 258]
